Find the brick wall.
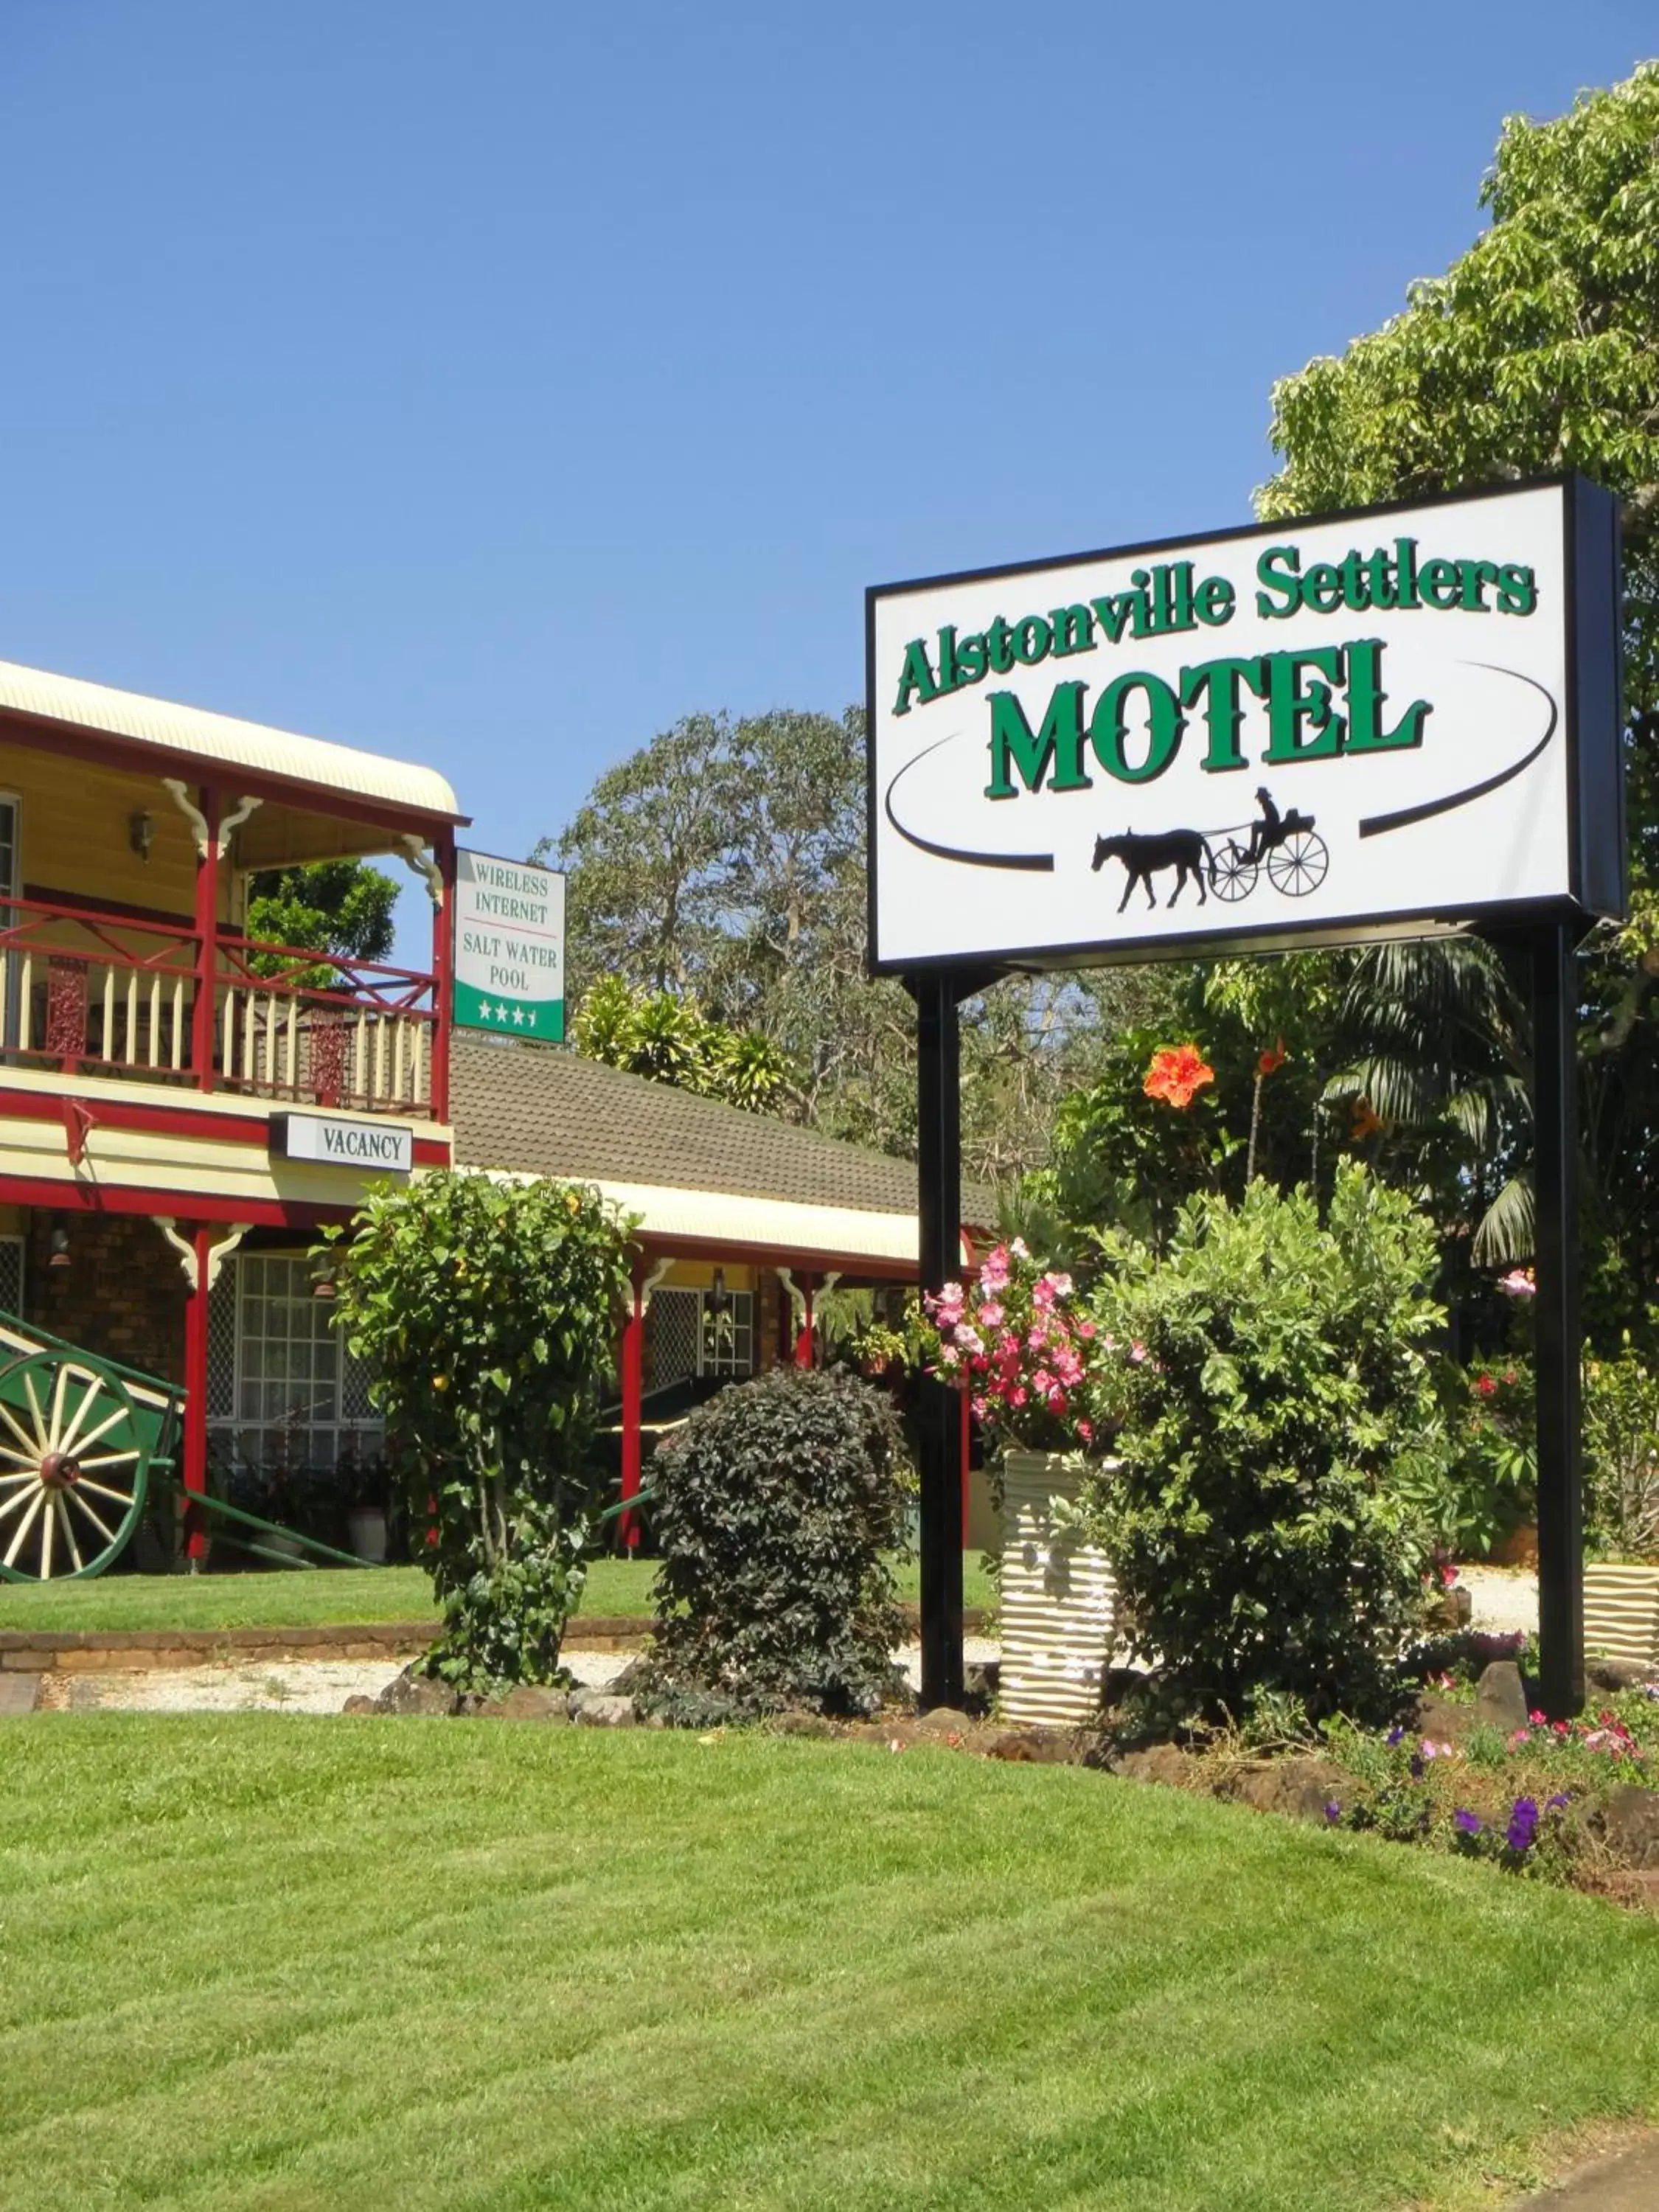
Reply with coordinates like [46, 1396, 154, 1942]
[26, 1211, 187, 1382]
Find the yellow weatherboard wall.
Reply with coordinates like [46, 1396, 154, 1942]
[0, 742, 234, 925]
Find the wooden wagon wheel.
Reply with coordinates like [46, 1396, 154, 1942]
[1266, 828, 1329, 898]
[0, 1352, 150, 1580]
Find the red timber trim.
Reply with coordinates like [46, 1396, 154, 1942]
[618, 1263, 645, 1550]
[0, 1175, 354, 1228]
[793, 1271, 816, 1369]
[0, 1082, 449, 1162]
[0, 705, 469, 841]
[192, 785, 219, 1090]
[183, 1226, 212, 1560]
[431, 829, 456, 1124]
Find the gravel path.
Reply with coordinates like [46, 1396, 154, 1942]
[34, 1637, 1003, 1715]
[1457, 1565, 1539, 1637]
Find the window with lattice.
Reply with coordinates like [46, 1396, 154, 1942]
[207, 1252, 382, 1475]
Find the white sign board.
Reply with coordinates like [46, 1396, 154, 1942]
[453, 849, 566, 1038]
[867, 478, 1622, 971]
[273, 1113, 413, 1175]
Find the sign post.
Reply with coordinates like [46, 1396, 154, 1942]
[868, 476, 1624, 1720]
[452, 850, 566, 1040]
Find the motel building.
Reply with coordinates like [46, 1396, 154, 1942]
[0, 655, 991, 1581]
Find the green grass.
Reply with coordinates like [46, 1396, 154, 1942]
[0, 1553, 996, 1634]
[0, 1719, 1655, 2211]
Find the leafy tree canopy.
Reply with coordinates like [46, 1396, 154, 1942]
[246, 858, 400, 963]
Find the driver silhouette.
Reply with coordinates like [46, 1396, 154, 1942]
[1245, 786, 1282, 864]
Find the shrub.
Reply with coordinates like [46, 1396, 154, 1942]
[641, 1366, 908, 1720]
[324, 1171, 636, 1691]
[1082, 1166, 1446, 1721]
[1585, 1349, 1659, 1559]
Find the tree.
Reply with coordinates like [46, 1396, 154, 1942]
[246, 858, 400, 963]
[571, 975, 790, 1113]
[543, 703, 1159, 1179]
[1257, 62, 1659, 1343]
[324, 1172, 636, 1691]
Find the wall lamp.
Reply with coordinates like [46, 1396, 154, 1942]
[128, 811, 155, 861]
[48, 1222, 71, 1270]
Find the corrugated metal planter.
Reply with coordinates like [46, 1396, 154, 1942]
[1583, 1562, 1659, 1669]
[998, 1448, 1116, 1726]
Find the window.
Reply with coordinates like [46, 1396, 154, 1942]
[206, 1253, 380, 1475]
[647, 1286, 755, 1389]
[0, 1234, 22, 1318]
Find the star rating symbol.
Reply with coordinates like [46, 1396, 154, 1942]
[471, 998, 543, 1029]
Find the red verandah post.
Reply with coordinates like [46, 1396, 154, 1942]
[793, 1273, 815, 1368]
[182, 1225, 212, 1565]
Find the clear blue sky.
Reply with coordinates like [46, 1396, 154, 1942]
[0, 4, 1651, 960]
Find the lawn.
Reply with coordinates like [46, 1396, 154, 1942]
[0, 1719, 1655, 2212]
[0, 1553, 997, 1634]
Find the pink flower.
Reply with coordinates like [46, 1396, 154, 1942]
[1129, 1341, 1148, 1365]
[1053, 1349, 1084, 1387]
[1046, 1386, 1068, 1413]
[1044, 1272, 1074, 1299]
[1439, 1562, 1459, 1588]
[1077, 1321, 1097, 1340]
[978, 1248, 1010, 1291]
[971, 1397, 987, 1422]
[977, 1300, 1004, 1329]
[938, 1346, 960, 1370]
[1011, 1238, 1029, 1259]
[953, 1324, 983, 1355]
[1008, 1385, 1029, 1408]
[1497, 1267, 1537, 1300]
[1027, 1326, 1051, 1352]
[1077, 1419, 1093, 1444]
[1031, 1279, 1057, 1312]
[1032, 1370, 1055, 1397]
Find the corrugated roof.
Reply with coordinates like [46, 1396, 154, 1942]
[0, 655, 461, 821]
[451, 1034, 998, 1244]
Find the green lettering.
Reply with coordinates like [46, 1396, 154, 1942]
[1050, 605, 1094, 657]
[1343, 639, 1431, 754]
[956, 633, 988, 684]
[892, 637, 939, 717]
[1419, 557, 1461, 611]
[1089, 672, 1183, 784]
[1180, 656, 1266, 773]
[1497, 563, 1538, 616]
[1304, 560, 1343, 614]
[1255, 544, 1302, 619]
[984, 683, 1091, 800]
[1262, 647, 1346, 764]
[1013, 614, 1053, 665]
[1195, 574, 1235, 626]
[1460, 559, 1500, 611]
[986, 616, 1016, 673]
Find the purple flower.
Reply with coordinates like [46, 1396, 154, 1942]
[1505, 1796, 1540, 1854]
[1453, 1809, 1483, 1836]
[1545, 1792, 1571, 1812]
[1324, 1801, 1341, 1825]
[1385, 1726, 1405, 1747]
[1408, 1753, 1426, 1779]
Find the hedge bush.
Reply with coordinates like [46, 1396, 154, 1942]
[1083, 1166, 1447, 1721]
[641, 1366, 907, 1721]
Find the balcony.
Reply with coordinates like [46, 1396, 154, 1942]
[0, 895, 439, 1117]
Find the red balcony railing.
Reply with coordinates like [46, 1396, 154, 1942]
[0, 896, 439, 1116]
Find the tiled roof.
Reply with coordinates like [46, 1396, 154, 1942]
[449, 1034, 997, 1228]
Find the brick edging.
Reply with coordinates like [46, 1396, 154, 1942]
[0, 1603, 988, 1674]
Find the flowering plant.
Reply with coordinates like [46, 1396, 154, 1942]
[1142, 1043, 1214, 1110]
[918, 1239, 1109, 1455]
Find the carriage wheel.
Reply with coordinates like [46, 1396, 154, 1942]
[1266, 829, 1329, 898]
[0, 1353, 150, 1580]
[1209, 847, 1259, 902]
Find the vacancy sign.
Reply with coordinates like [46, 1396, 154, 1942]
[452, 850, 566, 1039]
[867, 477, 1623, 972]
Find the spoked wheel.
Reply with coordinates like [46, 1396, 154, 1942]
[1209, 846, 1259, 902]
[0, 1353, 150, 1579]
[1267, 828, 1329, 898]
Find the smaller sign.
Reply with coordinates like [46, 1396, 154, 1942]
[452, 849, 566, 1040]
[272, 1112, 413, 1175]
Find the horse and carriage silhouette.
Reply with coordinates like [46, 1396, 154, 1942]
[1090, 787, 1329, 914]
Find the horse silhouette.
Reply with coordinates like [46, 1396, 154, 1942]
[1091, 828, 1213, 912]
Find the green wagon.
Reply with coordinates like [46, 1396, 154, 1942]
[0, 1312, 366, 1580]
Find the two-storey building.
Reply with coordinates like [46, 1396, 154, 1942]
[0, 655, 465, 1576]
